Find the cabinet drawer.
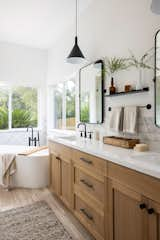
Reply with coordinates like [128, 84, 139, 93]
[75, 168, 105, 203]
[74, 195, 104, 239]
[73, 150, 106, 176]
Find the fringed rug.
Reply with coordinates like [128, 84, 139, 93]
[0, 201, 73, 240]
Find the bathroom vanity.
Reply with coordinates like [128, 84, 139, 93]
[48, 137, 160, 240]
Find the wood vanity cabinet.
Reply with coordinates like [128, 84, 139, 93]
[72, 149, 107, 240]
[49, 141, 160, 240]
[49, 141, 72, 209]
[147, 199, 160, 240]
[50, 152, 61, 196]
[108, 162, 160, 240]
[108, 179, 147, 240]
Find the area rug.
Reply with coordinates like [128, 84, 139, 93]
[0, 201, 73, 240]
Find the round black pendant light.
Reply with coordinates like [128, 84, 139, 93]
[67, 0, 85, 64]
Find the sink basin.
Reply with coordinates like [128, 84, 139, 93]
[59, 135, 77, 141]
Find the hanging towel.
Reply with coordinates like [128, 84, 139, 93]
[1, 154, 16, 190]
[109, 107, 124, 132]
[123, 106, 138, 134]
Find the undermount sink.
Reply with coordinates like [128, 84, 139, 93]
[59, 135, 77, 141]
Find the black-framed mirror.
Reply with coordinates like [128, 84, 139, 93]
[79, 60, 104, 124]
[155, 30, 160, 127]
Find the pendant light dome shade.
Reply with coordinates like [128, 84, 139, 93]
[151, 0, 160, 14]
[67, 36, 85, 64]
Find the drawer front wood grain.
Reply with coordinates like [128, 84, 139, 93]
[75, 168, 105, 203]
[73, 150, 106, 176]
[74, 195, 104, 239]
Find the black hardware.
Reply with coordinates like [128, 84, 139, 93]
[108, 104, 152, 112]
[77, 123, 87, 138]
[56, 156, 61, 161]
[139, 203, 146, 210]
[27, 127, 40, 146]
[80, 157, 93, 165]
[88, 132, 93, 139]
[148, 208, 154, 215]
[80, 131, 83, 137]
[80, 179, 93, 189]
[80, 208, 93, 221]
[146, 104, 152, 110]
[103, 89, 107, 93]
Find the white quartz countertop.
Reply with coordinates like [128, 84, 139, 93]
[48, 136, 160, 180]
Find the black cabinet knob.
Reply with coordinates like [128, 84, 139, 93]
[139, 203, 146, 210]
[148, 208, 154, 215]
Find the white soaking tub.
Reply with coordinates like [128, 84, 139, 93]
[0, 145, 49, 188]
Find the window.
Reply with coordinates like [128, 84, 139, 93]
[66, 80, 76, 129]
[53, 84, 63, 129]
[52, 79, 76, 130]
[0, 86, 38, 130]
[0, 88, 9, 130]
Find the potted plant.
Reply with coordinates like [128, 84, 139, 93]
[128, 50, 154, 90]
[104, 57, 130, 94]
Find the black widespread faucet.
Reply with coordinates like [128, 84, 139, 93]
[77, 122, 87, 138]
[27, 126, 40, 146]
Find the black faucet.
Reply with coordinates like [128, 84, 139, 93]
[27, 126, 40, 146]
[77, 123, 87, 138]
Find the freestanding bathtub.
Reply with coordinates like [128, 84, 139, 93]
[0, 145, 49, 188]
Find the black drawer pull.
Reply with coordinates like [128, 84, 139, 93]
[139, 203, 146, 210]
[148, 208, 154, 215]
[80, 179, 93, 189]
[80, 208, 93, 221]
[56, 156, 61, 161]
[80, 157, 93, 165]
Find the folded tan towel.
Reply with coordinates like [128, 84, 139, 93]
[18, 146, 48, 156]
[123, 106, 138, 134]
[2, 154, 16, 190]
[109, 107, 124, 132]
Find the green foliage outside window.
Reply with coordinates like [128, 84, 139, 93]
[12, 87, 38, 128]
[0, 86, 38, 129]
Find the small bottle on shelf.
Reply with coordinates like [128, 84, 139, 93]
[109, 77, 116, 95]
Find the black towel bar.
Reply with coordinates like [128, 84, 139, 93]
[108, 104, 152, 112]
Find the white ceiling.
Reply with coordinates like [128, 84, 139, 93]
[0, 0, 92, 49]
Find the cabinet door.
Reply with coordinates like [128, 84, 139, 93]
[108, 179, 147, 240]
[50, 153, 61, 196]
[60, 157, 72, 208]
[147, 199, 160, 240]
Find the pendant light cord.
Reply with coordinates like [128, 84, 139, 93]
[76, 0, 78, 37]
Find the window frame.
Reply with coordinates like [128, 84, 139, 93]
[48, 76, 77, 131]
[0, 84, 40, 132]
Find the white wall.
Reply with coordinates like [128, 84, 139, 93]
[47, 0, 160, 150]
[0, 42, 48, 145]
[47, 0, 160, 82]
